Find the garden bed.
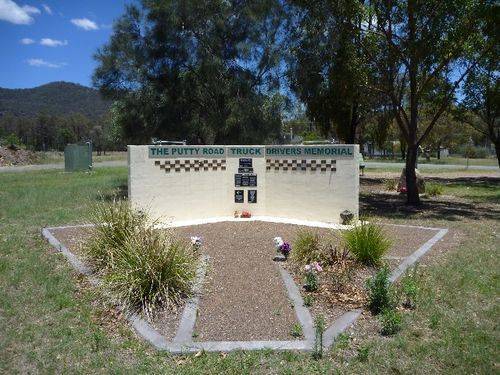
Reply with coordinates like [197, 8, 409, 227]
[47, 220, 442, 342]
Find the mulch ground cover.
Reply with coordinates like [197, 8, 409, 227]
[47, 220, 441, 341]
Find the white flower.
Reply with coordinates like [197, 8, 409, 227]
[305, 264, 312, 272]
[190, 236, 202, 247]
[273, 236, 284, 249]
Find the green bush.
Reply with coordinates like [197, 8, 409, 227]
[292, 230, 324, 265]
[426, 183, 444, 197]
[366, 266, 395, 315]
[380, 308, 403, 336]
[86, 201, 197, 315]
[103, 227, 196, 315]
[342, 222, 391, 266]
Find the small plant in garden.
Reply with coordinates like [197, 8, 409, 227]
[313, 315, 326, 359]
[400, 266, 420, 309]
[426, 183, 444, 197]
[380, 308, 403, 336]
[292, 230, 324, 264]
[304, 262, 323, 292]
[356, 344, 370, 362]
[366, 266, 395, 315]
[342, 222, 391, 266]
[303, 294, 314, 307]
[290, 323, 303, 338]
[273, 236, 292, 259]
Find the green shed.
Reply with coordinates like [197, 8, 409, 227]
[64, 143, 92, 172]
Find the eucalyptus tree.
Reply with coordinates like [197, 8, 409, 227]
[365, 0, 492, 204]
[93, 0, 287, 144]
[287, 0, 375, 143]
[458, 1, 499, 166]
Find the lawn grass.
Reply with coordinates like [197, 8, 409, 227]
[0, 167, 498, 373]
[37, 151, 127, 165]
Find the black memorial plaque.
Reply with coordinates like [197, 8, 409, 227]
[248, 190, 257, 203]
[248, 174, 257, 187]
[239, 158, 253, 168]
[238, 167, 253, 173]
[234, 190, 244, 203]
[234, 174, 242, 186]
[241, 174, 250, 186]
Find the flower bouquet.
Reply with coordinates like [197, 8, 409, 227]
[190, 236, 203, 251]
[273, 236, 292, 259]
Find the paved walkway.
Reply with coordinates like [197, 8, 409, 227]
[0, 160, 127, 173]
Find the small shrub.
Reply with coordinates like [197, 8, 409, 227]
[313, 315, 326, 359]
[304, 262, 323, 292]
[303, 294, 314, 307]
[290, 323, 303, 338]
[400, 266, 420, 309]
[323, 242, 350, 266]
[366, 266, 395, 315]
[384, 179, 398, 191]
[342, 222, 391, 266]
[380, 308, 403, 336]
[292, 230, 324, 265]
[426, 183, 444, 197]
[102, 226, 197, 316]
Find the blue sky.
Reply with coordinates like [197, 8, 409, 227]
[0, 0, 132, 88]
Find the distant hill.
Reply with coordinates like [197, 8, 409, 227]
[0, 81, 111, 120]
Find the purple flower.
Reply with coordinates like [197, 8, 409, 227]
[281, 242, 291, 254]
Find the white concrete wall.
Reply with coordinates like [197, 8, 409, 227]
[128, 145, 359, 224]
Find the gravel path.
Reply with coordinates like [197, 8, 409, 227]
[173, 221, 306, 341]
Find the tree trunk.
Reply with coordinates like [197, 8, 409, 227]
[437, 144, 441, 159]
[405, 144, 421, 205]
[495, 140, 500, 167]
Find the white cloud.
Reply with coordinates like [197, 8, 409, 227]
[42, 4, 51, 15]
[20, 37, 35, 44]
[40, 38, 68, 47]
[21, 4, 39, 14]
[70, 17, 98, 31]
[0, 0, 39, 24]
[26, 58, 66, 68]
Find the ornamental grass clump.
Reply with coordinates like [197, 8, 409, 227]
[342, 222, 391, 266]
[86, 200, 148, 270]
[103, 227, 196, 316]
[85, 201, 197, 316]
[292, 230, 324, 265]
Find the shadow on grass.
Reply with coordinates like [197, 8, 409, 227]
[360, 191, 500, 222]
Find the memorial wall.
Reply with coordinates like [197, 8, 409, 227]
[128, 145, 359, 223]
